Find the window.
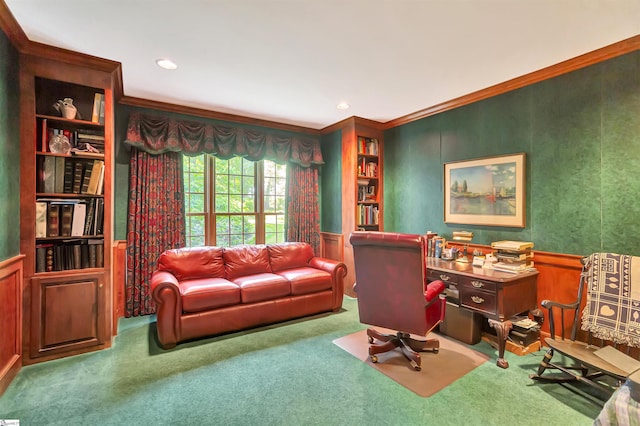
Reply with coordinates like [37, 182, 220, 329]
[184, 155, 287, 247]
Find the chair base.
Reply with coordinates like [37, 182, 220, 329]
[366, 328, 439, 371]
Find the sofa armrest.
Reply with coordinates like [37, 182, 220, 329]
[309, 257, 347, 311]
[150, 271, 183, 349]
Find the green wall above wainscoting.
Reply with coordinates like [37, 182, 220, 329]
[320, 130, 342, 234]
[383, 50, 640, 256]
[0, 29, 20, 261]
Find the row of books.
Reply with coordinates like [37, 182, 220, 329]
[39, 120, 105, 154]
[358, 204, 379, 226]
[357, 136, 379, 155]
[490, 240, 535, 273]
[357, 158, 378, 177]
[35, 239, 103, 273]
[357, 184, 376, 202]
[39, 157, 104, 195]
[91, 92, 106, 125]
[35, 198, 104, 238]
[425, 233, 446, 258]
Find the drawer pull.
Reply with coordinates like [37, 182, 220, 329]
[471, 296, 484, 304]
[471, 280, 485, 288]
[439, 274, 450, 281]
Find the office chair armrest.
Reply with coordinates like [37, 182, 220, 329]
[425, 280, 445, 302]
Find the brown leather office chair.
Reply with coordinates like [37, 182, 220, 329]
[350, 231, 446, 371]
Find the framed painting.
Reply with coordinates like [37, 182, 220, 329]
[444, 153, 525, 227]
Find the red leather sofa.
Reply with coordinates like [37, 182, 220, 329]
[151, 242, 347, 349]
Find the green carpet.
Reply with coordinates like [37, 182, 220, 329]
[0, 296, 602, 425]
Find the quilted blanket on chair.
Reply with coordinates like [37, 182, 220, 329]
[582, 253, 640, 347]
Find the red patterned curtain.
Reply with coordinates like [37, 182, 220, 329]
[286, 164, 320, 254]
[125, 149, 185, 317]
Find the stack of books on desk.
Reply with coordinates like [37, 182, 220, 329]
[490, 240, 534, 273]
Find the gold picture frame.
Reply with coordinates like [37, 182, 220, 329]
[444, 153, 525, 227]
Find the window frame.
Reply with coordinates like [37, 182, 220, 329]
[184, 154, 286, 247]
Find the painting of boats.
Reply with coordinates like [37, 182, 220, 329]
[444, 153, 525, 227]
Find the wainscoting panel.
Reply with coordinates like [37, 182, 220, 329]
[113, 240, 126, 334]
[0, 255, 24, 396]
[320, 232, 344, 262]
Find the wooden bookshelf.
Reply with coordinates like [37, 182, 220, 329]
[340, 118, 384, 295]
[19, 54, 116, 364]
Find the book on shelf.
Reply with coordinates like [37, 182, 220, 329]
[35, 243, 54, 273]
[72, 161, 84, 193]
[91, 93, 103, 123]
[99, 96, 105, 125]
[70, 202, 87, 236]
[42, 156, 56, 193]
[80, 161, 94, 194]
[490, 240, 534, 251]
[59, 203, 74, 237]
[47, 203, 60, 237]
[86, 160, 104, 195]
[35, 201, 47, 238]
[63, 159, 73, 193]
[84, 199, 96, 235]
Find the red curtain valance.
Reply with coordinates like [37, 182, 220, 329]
[124, 112, 323, 167]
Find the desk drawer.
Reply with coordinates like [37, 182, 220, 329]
[460, 277, 496, 293]
[427, 269, 459, 286]
[460, 288, 497, 315]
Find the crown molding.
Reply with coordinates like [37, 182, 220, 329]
[2, 0, 638, 135]
[119, 96, 321, 136]
[0, 0, 28, 51]
[385, 34, 640, 129]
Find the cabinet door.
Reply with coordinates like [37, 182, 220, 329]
[30, 272, 105, 359]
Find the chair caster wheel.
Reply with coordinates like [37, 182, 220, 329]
[433, 348, 439, 353]
[371, 355, 378, 363]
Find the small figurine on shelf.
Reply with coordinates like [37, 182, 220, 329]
[53, 98, 81, 120]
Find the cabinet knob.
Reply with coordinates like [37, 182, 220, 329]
[471, 280, 484, 288]
[439, 274, 450, 281]
[471, 296, 484, 304]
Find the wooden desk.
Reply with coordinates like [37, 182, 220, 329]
[427, 258, 538, 368]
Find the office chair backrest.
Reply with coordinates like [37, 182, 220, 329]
[350, 231, 432, 336]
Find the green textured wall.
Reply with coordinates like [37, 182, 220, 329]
[383, 51, 640, 256]
[0, 29, 20, 261]
[320, 130, 342, 233]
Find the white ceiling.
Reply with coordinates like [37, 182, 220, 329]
[5, 0, 640, 130]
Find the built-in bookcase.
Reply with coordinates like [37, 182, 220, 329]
[356, 136, 380, 230]
[19, 54, 116, 364]
[339, 118, 384, 295]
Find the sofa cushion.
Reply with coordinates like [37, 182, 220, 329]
[180, 278, 240, 313]
[268, 242, 315, 272]
[157, 246, 225, 282]
[276, 267, 332, 295]
[232, 273, 290, 303]
[223, 245, 272, 280]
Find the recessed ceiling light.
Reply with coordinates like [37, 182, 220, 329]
[156, 58, 178, 70]
[336, 102, 350, 110]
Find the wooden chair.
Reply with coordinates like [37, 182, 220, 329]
[349, 231, 446, 371]
[530, 253, 640, 399]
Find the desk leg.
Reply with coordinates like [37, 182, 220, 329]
[488, 319, 512, 369]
